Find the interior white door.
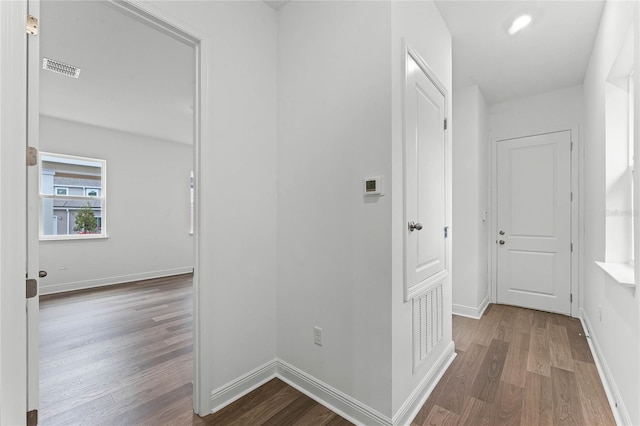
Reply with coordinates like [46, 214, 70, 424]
[26, 0, 41, 416]
[404, 51, 448, 300]
[496, 131, 571, 314]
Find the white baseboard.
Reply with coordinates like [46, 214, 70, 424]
[39, 267, 194, 295]
[209, 350, 456, 426]
[393, 341, 456, 425]
[277, 360, 390, 425]
[579, 309, 631, 426]
[452, 294, 489, 319]
[210, 359, 277, 413]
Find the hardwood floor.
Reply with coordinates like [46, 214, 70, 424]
[39, 275, 195, 425]
[39, 275, 351, 426]
[41, 280, 613, 426]
[411, 304, 615, 426]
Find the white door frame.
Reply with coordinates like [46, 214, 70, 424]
[19, 0, 211, 417]
[489, 126, 582, 317]
[0, 1, 29, 424]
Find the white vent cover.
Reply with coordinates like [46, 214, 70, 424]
[413, 283, 444, 370]
[42, 58, 81, 79]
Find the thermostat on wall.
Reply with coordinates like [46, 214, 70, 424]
[363, 176, 384, 196]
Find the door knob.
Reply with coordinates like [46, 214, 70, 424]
[499, 240, 505, 245]
[408, 221, 423, 232]
[39, 270, 48, 278]
[499, 230, 505, 235]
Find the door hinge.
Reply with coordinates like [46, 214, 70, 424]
[26, 15, 38, 36]
[570, 293, 573, 303]
[27, 146, 38, 167]
[570, 192, 573, 202]
[571, 243, 574, 252]
[570, 141, 574, 151]
[444, 226, 449, 238]
[27, 409, 38, 426]
[26, 279, 37, 299]
[444, 118, 448, 130]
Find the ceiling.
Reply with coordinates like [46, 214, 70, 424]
[41, 0, 605, 136]
[40, 1, 194, 145]
[435, 0, 605, 105]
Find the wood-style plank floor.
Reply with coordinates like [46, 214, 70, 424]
[411, 304, 616, 426]
[39, 275, 351, 425]
[40, 275, 196, 425]
[41, 279, 613, 426]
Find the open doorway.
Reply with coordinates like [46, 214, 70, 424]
[28, 1, 200, 423]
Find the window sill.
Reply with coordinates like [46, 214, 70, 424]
[40, 234, 108, 242]
[595, 261, 636, 288]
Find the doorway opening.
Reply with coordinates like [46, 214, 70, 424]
[27, 0, 203, 422]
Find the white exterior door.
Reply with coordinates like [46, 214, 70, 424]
[404, 51, 448, 300]
[496, 131, 572, 314]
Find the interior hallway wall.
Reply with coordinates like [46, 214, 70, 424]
[147, 0, 279, 412]
[38, 116, 193, 294]
[582, 0, 639, 423]
[489, 85, 583, 138]
[451, 85, 489, 318]
[391, 0, 453, 417]
[277, 1, 394, 416]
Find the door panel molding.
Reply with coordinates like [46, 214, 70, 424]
[403, 40, 450, 301]
[489, 127, 581, 316]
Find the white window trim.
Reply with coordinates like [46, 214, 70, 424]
[39, 152, 108, 241]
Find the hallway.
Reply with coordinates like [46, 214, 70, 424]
[412, 305, 615, 425]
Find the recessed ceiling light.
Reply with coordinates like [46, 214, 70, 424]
[508, 14, 532, 35]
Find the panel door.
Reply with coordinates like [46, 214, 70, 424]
[404, 53, 448, 300]
[497, 131, 571, 314]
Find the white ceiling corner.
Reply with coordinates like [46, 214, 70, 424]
[264, 0, 289, 11]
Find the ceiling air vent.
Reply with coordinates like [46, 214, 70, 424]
[42, 58, 81, 79]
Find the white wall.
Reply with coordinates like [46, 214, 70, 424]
[277, 1, 393, 417]
[451, 85, 489, 317]
[146, 0, 279, 413]
[38, 116, 193, 294]
[489, 85, 583, 139]
[582, 1, 639, 423]
[391, 0, 453, 418]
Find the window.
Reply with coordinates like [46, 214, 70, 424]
[54, 187, 68, 196]
[629, 72, 635, 265]
[39, 153, 107, 239]
[599, 23, 636, 286]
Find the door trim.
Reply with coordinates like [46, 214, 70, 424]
[110, 1, 210, 414]
[402, 39, 450, 301]
[24, 0, 211, 416]
[0, 1, 29, 423]
[489, 126, 582, 317]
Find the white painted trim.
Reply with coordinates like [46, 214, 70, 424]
[210, 359, 277, 414]
[0, 1, 29, 422]
[209, 350, 456, 426]
[38, 267, 194, 295]
[579, 310, 631, 425]
[402, 39, 450, 302]
[110, 0, 210, 415]
[452, 295, 489, 319]
[489, 126, 582, 317]
[277, 360, 391, 426]
[393, 341, 456, 426]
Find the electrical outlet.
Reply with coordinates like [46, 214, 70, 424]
[314, 326, 322, 346]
